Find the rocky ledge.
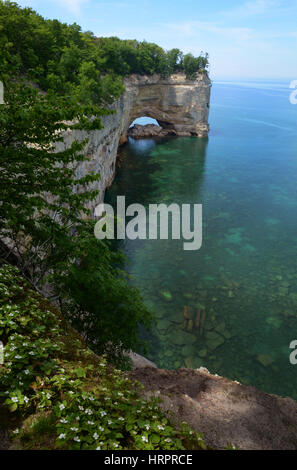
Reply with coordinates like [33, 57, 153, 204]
[128, 124, 177, 139]
[129, 365, 297, 450]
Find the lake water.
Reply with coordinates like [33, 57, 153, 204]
[106, 79, 297, 399]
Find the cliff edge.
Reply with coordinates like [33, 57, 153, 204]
[130, 365, 297, 450]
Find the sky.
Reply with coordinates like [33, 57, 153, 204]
[15, 0, 297, 80]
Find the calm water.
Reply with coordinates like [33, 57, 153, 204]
[106, 80, 297, 399]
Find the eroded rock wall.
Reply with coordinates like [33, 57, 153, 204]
[56, 72, 211, 213]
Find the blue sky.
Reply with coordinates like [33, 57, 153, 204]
[16, 0, 297, 79]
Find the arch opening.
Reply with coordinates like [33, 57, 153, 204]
[129, 116, 160, 128]
[127, 115, 176, 141]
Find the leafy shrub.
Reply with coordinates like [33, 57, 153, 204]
[0, 264, 207, 450]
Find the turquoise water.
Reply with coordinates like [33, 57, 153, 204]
[106, 80, 297, 399]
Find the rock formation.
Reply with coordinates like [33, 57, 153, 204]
[129, 366, 297, 450]
[128, 123, 176, 139]
[56, 72, 211, 212]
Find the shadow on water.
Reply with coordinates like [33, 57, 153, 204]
[107, 136, 208, 208]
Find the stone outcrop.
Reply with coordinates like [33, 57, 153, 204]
[56, 72, 211, 212]
[128, 123, 176, 139]
[129, 366, 297, 450]
[128, 351, 157, 369]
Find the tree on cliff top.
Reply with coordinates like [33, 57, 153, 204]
[0, 1, 209, 106]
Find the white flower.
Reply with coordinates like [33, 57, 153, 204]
[141, 436, 148, 443]
[145, 424, 150, 430]
[59, 404, 65, 410]
[157, 425, 164, 431]
[98, 426, 104, 432]
[15, 355, 21, 359]
[24, 396, 29, 403]
[71, 427, 79, 432]
[46, 393, 51, 400]
[93, 433, 99, 440]
[11, 397, 18, 403]
[60, 419, 68, 424]
[87, 421, 94, 425]
[58, 434, 66, 439]
[100, 411, 107, 417]
[108, 420, 113, 425]
[118, 417, 124, 421]
[13, 429, 19, 434]
[24, 370, 30, 375]
[96, 446, 101, 450]
[73, 437, 80, 442]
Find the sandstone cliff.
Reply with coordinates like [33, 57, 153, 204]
[56, 72, 211, 212]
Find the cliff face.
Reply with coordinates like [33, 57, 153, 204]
[56, 72, 211, 212]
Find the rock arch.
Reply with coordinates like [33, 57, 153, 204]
[58, 72, 211, 211]
[119, 72, 211, 144]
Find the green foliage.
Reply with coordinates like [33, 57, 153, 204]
[52, 222, 154, 366]
[0, 0, 209, 103]
[0, 264, 207, 450]
[0, 75, 152, 362]
[0, 76, 103, 286]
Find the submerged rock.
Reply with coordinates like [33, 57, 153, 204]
[183, 306, 191, 319]
[187, 319, 194, 332]
[159, 290, 173, 302]
[257, 354, 275, 367]
[181, 344, 197, 357]
[184, 356, 204, 369]
[171, 329, 196, 346]
[157, 318, 172, 331]
[205, 331, 225, 350]
[198, 348, 207, 358]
